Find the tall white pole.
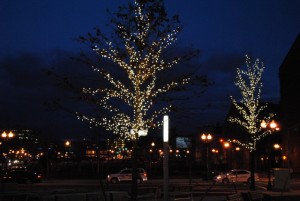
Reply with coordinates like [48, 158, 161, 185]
[163, 115, 169, 201]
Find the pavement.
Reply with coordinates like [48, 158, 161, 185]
[155, 187, 300, 201]
[187, 191, 300, 201]
[187, 190, 300, 201]
[153, 174, 300, 201]
[1, 174, 300, 201]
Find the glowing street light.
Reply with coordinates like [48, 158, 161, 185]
[65, 140, 71, 147]
[201, 133, 212, 142]
[224, 142, 230, 149]
[273, 143, 280, 150]
[211, 149, 219, 153]
[261, 120, 280, 131]
[1, 131, 14, 139]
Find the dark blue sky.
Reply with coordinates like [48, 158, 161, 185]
[0, 0, 299, 140]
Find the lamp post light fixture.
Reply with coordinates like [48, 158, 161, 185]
[273, 143, 280, 150]
[1, 131, 14, 139]
[201, 133, 213, 142]
[65, 140, 71, 147]
[201, 133, 213, 180]
[282, 155, 288, 168]
[223, 142, 230, 148]
[260, 120, 280, 131]
[211, 149, 219, 153]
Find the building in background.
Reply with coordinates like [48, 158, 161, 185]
[279, 33, 300, 173]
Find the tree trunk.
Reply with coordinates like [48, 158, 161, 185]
[131, 139, 138, 201]
[250, 150, 256, 190]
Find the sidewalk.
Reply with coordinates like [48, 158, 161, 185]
[193, 188, 300, 201]
[2, 177, 300, 201]
[154, 176, 300, 201]
[156, 190, 300, 201]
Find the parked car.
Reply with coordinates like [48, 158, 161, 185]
[0, 169, 43, 184]
[107, 168, 147, 184]
[213, 169, 259, 184]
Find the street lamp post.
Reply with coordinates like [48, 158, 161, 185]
[149, 142, 155, 178]
[223, 142, 230, 170]
[201, 133, 212, 180]
[1, 131, 14, 170]
[261, 119, 280, 191]
[234, 147, 241, 169]
[163, 115, 169, 201]
[273, 144, 281, 168]
[211, 149, 219, 173]
[65, 140, 71, 159]
[266, 145, 272, 191]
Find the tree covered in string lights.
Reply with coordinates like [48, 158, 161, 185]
[228, 55, 274, 190]
[75, 0, 204, 141]
[228, 55, 273, 151]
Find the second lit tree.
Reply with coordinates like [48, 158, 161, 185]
[228, 55, 274, 190]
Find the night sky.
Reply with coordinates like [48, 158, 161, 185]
[1, 0, 299, 140]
